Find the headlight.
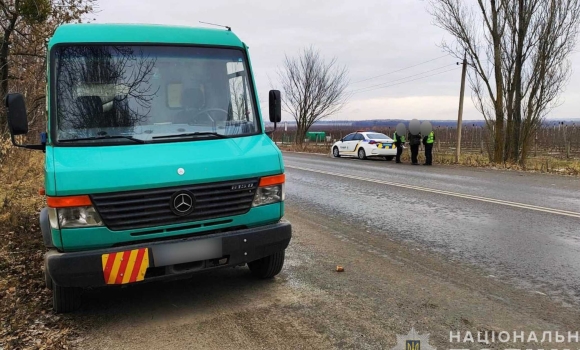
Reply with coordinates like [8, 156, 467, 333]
[47, 195, 103, 229]
[253, 174, 285, 207]
[252, 184, 285, 207]
[57, 206, 103, 228]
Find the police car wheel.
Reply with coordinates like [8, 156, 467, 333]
[358, 148, 366, 160]
[333, 147, 340, 158]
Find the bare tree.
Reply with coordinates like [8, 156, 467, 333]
[429, 0, 580, 165]
[277, 47, 349, 147]
[229, 77, 248, 120]
[429, 0, 508, 163]
[0, 0, 95, 131]
[501, 0, 580, 164]
[56, 46, 158, 131]
[518, 0, 580, 164]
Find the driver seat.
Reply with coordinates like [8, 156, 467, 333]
[173, 87, 205, 124]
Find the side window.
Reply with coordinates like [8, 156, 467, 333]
[227, 62, 254, 122]
[354, 134, 364, 141]
[343, 133, 355, 141]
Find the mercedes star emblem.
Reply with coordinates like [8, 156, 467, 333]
[170, 191, 195, 216]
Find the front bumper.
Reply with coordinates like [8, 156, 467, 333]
[46, 221, 292, 288]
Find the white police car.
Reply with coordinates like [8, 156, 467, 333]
[331, 131, 397, 160]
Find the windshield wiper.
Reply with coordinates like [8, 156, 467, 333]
[59, 135, 146, 144]
[152, 132, 228, 140]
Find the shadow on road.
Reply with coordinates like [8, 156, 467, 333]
[74, 266, 282, 325]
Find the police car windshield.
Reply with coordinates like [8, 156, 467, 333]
[366, 133, 390, 139]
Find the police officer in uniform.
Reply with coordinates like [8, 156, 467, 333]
[407, 130, 422, 165]
[393, 130, 405, 163]
[423, 130, 435, 165]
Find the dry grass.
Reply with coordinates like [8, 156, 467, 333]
[0, 139, 79, 349]
[277, 144, 331, 154]
[434, 152, 580, 175]
[277, 143, 580, 176]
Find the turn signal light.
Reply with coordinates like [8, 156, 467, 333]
[47, 195, 92, 208]
[259, 174, 285, 187]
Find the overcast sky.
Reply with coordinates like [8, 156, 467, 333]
[93, 0, 580, 121]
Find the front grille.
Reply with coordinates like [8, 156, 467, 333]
[91, 178, 259, 231]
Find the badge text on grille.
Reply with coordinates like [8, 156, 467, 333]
[231, 183, 255, 191]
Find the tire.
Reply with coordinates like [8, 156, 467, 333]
[248, 250, 285, 279]
[44, 260, 52, 290]
[44, 271, 53, 290]
[52, 283, 82, 313]
[333, 147, 341, 158]
[384, 156, 394, 161]
[358, 148, 367, 160]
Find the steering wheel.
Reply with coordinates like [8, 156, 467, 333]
[190, 108, 229, 125]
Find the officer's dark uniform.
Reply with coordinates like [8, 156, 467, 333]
[407, 132, 422, 165]
[423, 131, 435, 165]
[393, 131, 405, 163]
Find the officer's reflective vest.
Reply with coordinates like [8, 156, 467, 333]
[394, 131, 405, 143]
[426, 131, 434, 144]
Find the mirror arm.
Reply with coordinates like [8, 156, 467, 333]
[10, 134, 46, 152]
[265, 121, 277, 136]
[22, 144, 46, 151]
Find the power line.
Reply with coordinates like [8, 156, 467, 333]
[349, 64, 457, 93]
[350, 54, 450, 84]
[351, 67, 458, 94]
[350, 67, 459, 95]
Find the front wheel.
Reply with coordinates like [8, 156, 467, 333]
[52, 283, 82, 313]
[333, 147, 341, 158]
[384, 156, 394, 161]
[358, 148, 367, 160]
[248, 250, 285, 279]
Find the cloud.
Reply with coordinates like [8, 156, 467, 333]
[335, 95, 479, 121]
[93, 0, 580, 121]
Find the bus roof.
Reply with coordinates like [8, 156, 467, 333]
[48, 23, 245, 49]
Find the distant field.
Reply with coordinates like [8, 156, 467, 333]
[276, 141, 580, 176]
[271, 125, 580, 161]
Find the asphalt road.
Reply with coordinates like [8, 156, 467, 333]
[77, 153, 580, 349]
[284, 152, 580, 305]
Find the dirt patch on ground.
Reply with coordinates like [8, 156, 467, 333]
[73, 207, 580, 349]
[0, 149, 80, 349]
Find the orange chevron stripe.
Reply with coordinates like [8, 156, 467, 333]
[102, 248, 149, 285]
[121, 249, 139, 284]
[130, 248, 149, 283]
[108, 253, 123, 284]
[114, 251, 132, 284]
[102, 252, 117, 283]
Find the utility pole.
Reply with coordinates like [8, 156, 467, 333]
[456, 53, 468, 163]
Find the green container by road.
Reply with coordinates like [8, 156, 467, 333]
[306, 132, 326, 142]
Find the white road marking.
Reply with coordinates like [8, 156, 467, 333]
[286, 165, 580, 219]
